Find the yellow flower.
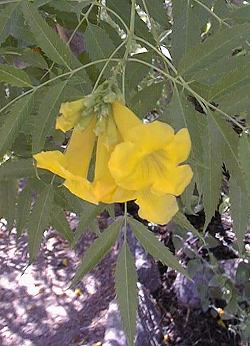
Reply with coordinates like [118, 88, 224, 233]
[34, 102, 134, 204]
[34, 117, 98, 204]
[34, 97, 193, 226]
[109, 103, 193, 224]
[63, 106, 136, 204]
[56, 99, 85, 132]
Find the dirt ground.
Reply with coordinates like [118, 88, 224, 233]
[0, 211, 246, 346]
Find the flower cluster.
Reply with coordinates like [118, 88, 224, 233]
[34, 97, 193, 225]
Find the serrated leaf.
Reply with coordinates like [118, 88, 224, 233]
[21, 49, 48, 69]
[21, 1, 80, 70]
[0, 3, 20, 44]
[173, 211, 205, 243]
[0, 158, 36, 179]
[208, 111, 241, 179]
[32, 80, 71, 153]
[209, 61, 250, 102]
[73, 203, 104, 246]
[129, 218, 188, 277]
[51, 205, 73, 244]
[165, 87, 204, 165]
[28, 184, 54, 262]
[115, 240, 138, 346]
[201, 116, 223, 229]
[0, 64, 32, 87]
[239, 134, 250, 198]
[0, 94, 33, 155]
[71, 218, 122, 287]
[84, 23, 115, 64]
[61, 187, 85, 214]
[0, 179, 17, 229]
[179, 24, 250, 77]
[229, 177, 249, 254]
[138, 0, 170, 28]
[228, 4, 250, 24]
[128, 82, 163, 118]
[125, 52, 152, 92]
[172, 0, 204, 67]
[15, 184, 32, 237]
[107, 0, 154, 44]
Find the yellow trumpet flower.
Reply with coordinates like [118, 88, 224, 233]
[56, 99, 85, 133]
[34, 96, 193, 225]
[109, 102, 193, 224]
[34, 117, 98, 204]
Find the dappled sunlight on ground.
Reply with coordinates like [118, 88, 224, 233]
[0, 219, 117, 346]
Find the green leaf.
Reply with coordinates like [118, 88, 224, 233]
[21, 1, 80, 70]
[51, 205, 73, 244]
[201, 116, 223, 229]
[138, 0, 169, 28]
[0, 158, 36, 179]
[208, 112, 241, 179]
[115, 241, 138, 346]
[129, 218, 188, 277]
[84, 23, 115, 62]
[73, 203, 104, 245]
[0, 3, 20, 44]
[229, 177, 249, 254]
[15, 184, 32, 237]
[21, 48, 48, 69]
[0, 64, 32, 87]
[128, 82, 163, 118]
[209, 61, 250, 102]
[179, 23, 250, 77]
[0, 94, 33, 155]
[71, 218, 122, 287]
[165, 87, 204, 170]
[228, 4, 250, 24]
[28, 184, 54, 262]
[107, 0, 154, 44]
[125, 52, 152, 93]
[0, 179, 17, 229]
[173, 211, 205, 243]
[238, 134, 250, 198]
[32, 80, 71, 153]
[172, 0, 204, 67]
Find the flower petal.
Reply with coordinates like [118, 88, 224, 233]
[165, 128, 191, 164]
[56, 99, 85, 132]
[136, 190, 178, 225]
[34, 118, 96, 180]
[127, 121, 174, 152]
[64, 119, 96, 177]
[33, 151, 73, 179]
[64, 178, 97, 204]
[152, 164, 193, 196]
[112, 101, 141, 140]
[109, 142, 150, 190]
[93, 134, 117, 201]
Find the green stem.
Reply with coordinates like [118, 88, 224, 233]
[94, 2, 129, 33]
[68, 3, 95, 44]
[193, 0, 231, 28]
[0, 58, 122, 115]
[93, 40, 127, 92]
[122, 0, 136, 98]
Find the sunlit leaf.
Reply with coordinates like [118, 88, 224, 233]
[71, 218, 122, 287]
[0, 64, 32, 87]
[0, 94, 33, 155]
[28, 184, 54, 262]
[129, 218, 188, 277]
[115, 240, 138, 346]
